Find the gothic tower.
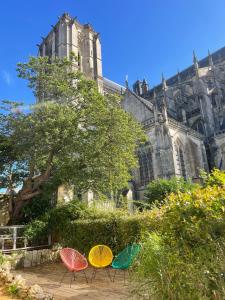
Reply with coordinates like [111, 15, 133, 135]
[38, 13, 103, 92]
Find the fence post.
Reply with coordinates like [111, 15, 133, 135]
[48, 234, 51, 246]
[1, 238, 4, 251]
[24, 237, 28, 249]
[13, 227, 17, 250]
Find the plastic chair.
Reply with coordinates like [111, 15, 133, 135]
[112, 244, 141, 282]
[59, 248, 88, 287]
[88, 245, 113, 281]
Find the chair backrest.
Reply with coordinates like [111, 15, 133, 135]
[88, 245, 113, 268]
[112, 244, 141, 269]
[60, 248, 88, 271]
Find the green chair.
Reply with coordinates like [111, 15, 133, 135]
[111, 244, 141, 282]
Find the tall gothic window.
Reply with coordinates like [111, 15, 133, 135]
[138, 145, 154, 186]
[175, 142, 186, 179]
[192, 119, 205, 135]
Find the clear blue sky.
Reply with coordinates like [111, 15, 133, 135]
[1, 0, 225, 105]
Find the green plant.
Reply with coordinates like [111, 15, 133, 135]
[25, 201, 154, 254]
[1, 55, 146, 223]
[0, 253, 5, 265]
[21, 181, 55, 224]
[200, 168, 225, 187]
[132, 184, 225, 299]
[144, 176, 197, 207]
[8, 283, 20, 296]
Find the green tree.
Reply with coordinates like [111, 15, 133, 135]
[144, 176, 197, 206]
[0, 56, 146, 223]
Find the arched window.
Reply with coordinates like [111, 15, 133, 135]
[175, 140, 186, 179]
[192, 119, 205, 135]
[138, 145, 154, 186]
[77, 52, 81, 68]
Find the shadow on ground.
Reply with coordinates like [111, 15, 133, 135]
[15, 263, 130, 300]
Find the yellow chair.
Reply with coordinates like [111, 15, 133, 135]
[88, 245, 113, 281]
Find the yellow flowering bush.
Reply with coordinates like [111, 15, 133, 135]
[132, 170, 225, 300]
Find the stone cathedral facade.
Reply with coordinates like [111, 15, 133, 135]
[39, 13, 225, 200]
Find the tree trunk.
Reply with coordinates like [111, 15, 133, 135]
[9, 173, 51, 224]
[9, 151, 54, 224]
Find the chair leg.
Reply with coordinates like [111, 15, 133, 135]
[70, 272, 74, 288]
[123, 269, 126, 284]
[83, 270, 88, 283]
[59, 269, 68, 285]
[91, 268, 97, 282]
[112, 269, 117, 282]
[105, 267, 112, 282]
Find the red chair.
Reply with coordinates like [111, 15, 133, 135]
[59, 248, 88, 287]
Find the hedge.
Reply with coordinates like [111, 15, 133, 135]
[54, 214, 154, 255]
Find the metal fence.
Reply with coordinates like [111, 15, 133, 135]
[0, 225, 51, 253]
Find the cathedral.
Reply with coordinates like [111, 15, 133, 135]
[38, 13, 225, 199]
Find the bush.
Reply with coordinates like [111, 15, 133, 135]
[200, 168, 225, 187]
[7, 283, 20, 297]
[21, 180, 60, 223]
[0, 253, 5, 265]
[144, 176, 197, 206]
[60, 213, 153, 254]
[25, 200, 96, 241]
[25, 201, 154, 254]
[132, 184, 225, 299]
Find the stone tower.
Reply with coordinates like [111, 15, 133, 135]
[38, 13, 103, 92]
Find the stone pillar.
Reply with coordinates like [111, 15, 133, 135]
[95, 36, 103, 93]
[82, 190, 94, 206]
[42, 43, 46, 56]
[66, 23, 70, 58]
[52, 31, 56, 58]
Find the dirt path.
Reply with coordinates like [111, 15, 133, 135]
[0, 287, 14, 299]
[15, 263, 130, 300]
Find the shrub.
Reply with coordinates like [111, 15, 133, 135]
[25, 201, 154, 254]
[21, 180, 60, 223]
[200, 168, 225, 187]
[144, 176, 197, 207]
[61, 213, 153, 254]
[7, 283, 20, 296]
[132, 185, 225, 299]
[25, 200, 100, 241]
[0, 253, 5, 265]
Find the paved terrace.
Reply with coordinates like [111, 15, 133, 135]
[15, 263, 130, 300]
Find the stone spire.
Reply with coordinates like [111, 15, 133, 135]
[153, 88, 159, 123]
[162, 95, 168, 123]
[193, 51, 199, 79]
[208, 50, 214, 69]
[161, 73, 168, 122]
[177, 69, 181, 84]
[162, 73, 167, 91]
[125, 75, 129, 89]
[142, 78, 149, 95]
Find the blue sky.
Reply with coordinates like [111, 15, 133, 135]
[1, 0, 225, 106]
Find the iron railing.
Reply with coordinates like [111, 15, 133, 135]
[0, 225, 51, 253]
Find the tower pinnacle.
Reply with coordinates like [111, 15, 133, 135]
[208, 50, 214, 69]
[162, 73, 167, 90]
[193, 51, 199, 78]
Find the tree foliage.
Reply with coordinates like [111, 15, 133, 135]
[0, 56, 146, 223]
[144, 176, 197, 206]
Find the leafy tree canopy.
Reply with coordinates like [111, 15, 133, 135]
[0, 55, 146, 222]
